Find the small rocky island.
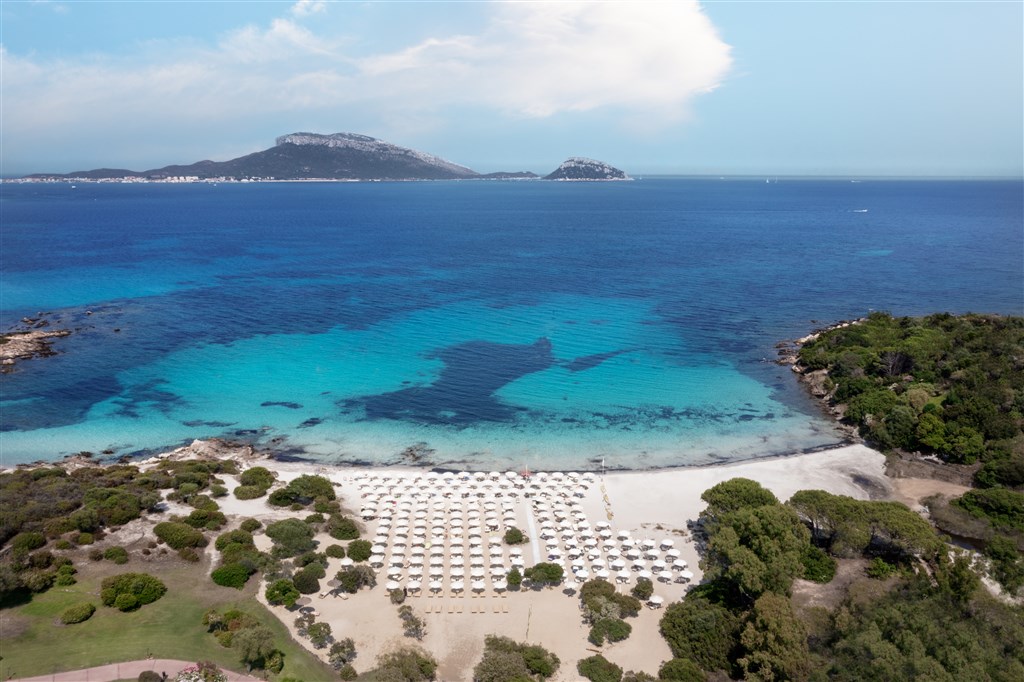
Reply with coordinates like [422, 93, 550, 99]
[543, 157, 630, 181]
[1, 329, 71, 373]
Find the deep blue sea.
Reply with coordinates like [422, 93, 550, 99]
[1, 179, 1021, 469]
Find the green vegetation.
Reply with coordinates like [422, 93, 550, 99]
[153, 522, 207, 550]
[630, 576, 653, 601]
[267, 475, 335, 508]
[60, 602, 96, 624]
[100, 573, 167, 611]
[326, 513, 360, 540]
[503, 527, 526, 545]
[576, 654, 622, 682]
[953, 487, 1024, 532]
[523, 562, 563, 585]
[347, 539, 372, 562]
[336, 564, 376, 593]
[588, 617, 632, 646]
[265, 578, 300, 607]
[579, 579, 641, 624]
[103, 546, 130, 564]
[797, 313, 1024, 484]
[357, 645, 437, 681]
[264, 518, 316, 557]
[473, 635, 559, 681]
[398, 604, 426, 640]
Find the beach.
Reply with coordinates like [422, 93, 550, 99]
[134, 441, 893, 680]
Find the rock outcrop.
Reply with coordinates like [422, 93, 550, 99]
[543, 157, 630, 181]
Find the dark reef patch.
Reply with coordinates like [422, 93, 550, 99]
[564, 348, 634, 373]
[341, 337, 554, 426]
[261, 401, 303, 409]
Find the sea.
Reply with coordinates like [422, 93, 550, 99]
[1, 178, 1021, 470]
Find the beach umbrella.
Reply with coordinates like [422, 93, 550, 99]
[430, 565, 444, 577]
[451, 581, 465, 592]
[666, 549, 681, 558]
[652, 560, 667, 571]
[386, 580, 400, 591]
[596, 569, 611, 580]
[616, 530, 631, 540]
[450, 567, 465, 577]
[511, 557, 525, 567]
[642, 538, 657, 549]
[658, 570, 674, 582]
[387, 568, 403, 579]
[661, 539, 675, 549]
[638, 570, 653, 580]
[340, 558, 354, 567]
[617, 570, 631, 583]
[648, 595, 664, 608]
[545, 538, 560, 549]
[493, 580, 508, 591]
[471, 580, 487, 592]
[450, 556, 465, 566]
[592, 560, 607, 570]
[409, 566, 423, 577]
[626, 549, 641, 560]
[370, 555, 385, 567]
[680, 569, 694, 581]
[430, 580, 443, 592]
[575, 569, 590, 581]
[672, 559, 688, 570]
[611, 559, 626, 570]
[372, 543, 388, 554]
[471, 567, 486, 579]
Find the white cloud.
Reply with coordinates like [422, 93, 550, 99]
[1, 1, 732, 170]
[291, 1, 326, 18]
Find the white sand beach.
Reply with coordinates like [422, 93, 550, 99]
[144, 442, 891, 680]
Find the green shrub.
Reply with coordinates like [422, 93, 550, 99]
[265, 518, 316, 557]
[54, 539, 74, 550]
[347, 539, 372, 562]
[211, 562, 254, 589]
[507, 567, 523, 589]
[802, 545, 837, 583]
[866, 557, 898, 579]
[60, 602, 96, 624]
[504, 527, 526, 545]
[209, 484, 228, 498]
[240, 518, 262, 532]
[100, 572, 167, 609]
[74, 532, 95, 545]
[577, 654, 623, 682]
[154, 521, 206, 549]
[265, 579, 300, 607]
[588, 618, 632, 646]
[11, 531, 46, 552]
[115, 592, 139, 611]
[215, 529, 254, 552]
[184, 508, 226, 530]
[239, 466, 275, 489]
[233, 485, 267, 500]
[326, 544, 346, 559]
[178, 547, 201, 562]
[327, 514, 359, 540]
[293, 566, 322, 594]
[658, 658, 704, 682]
[138, 671, 163, 682]
[103, 546, 130, 564]
[631, 577, 653, 601]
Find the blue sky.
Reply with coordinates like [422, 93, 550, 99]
[1, 1, 1021, 176]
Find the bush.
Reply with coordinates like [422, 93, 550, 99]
[589, 618, 632, 646]
[265, 518, 316, 557]
[577, 654, 623, 682]
[631, 577, 653, 601]
[138, 671, 163, 682]
[504, 527, 526, 545]
[60, 602, 96, 624]
[11, 531, 46, 552]
[100, 572, 167, 610]
[184, 508, 226, 530]
[211, 562, 254, 589]
[215, 529, 254, 552]
[154, 521, 207, 550]
[347, 539, 372, 562]
[115, 592, 139, 611]
[104, 546, 130, 564]
[89, 548, 104, 561]
[178, 547, 201, 562]
[293, 566, 322, 594]
[265, 578, 300, 607]
[233, 485, 267, 500]
[327, 514, 360, 540]
[866, 557, 898, 579]
[240, 518, 262, 532]
[801, 545, 837, 583]
[524, 562, 563, 584]
[659, 597, 739, 672]
[74, 532, 95, 545]
[507, 566, 523, 589]
[336, 565, 376, 593]
[326, 544, 346, 559]
[658, 658, 704, 682]
[240, 466, 276, 488]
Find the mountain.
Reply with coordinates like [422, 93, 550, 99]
[24, 134, 629, 182]
[30, 132, 482, 181]
[543, 157, 630, 181]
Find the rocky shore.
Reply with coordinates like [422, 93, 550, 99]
[1, 328, 71, 373]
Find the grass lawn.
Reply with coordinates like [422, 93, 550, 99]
[0, 556, 334, 681]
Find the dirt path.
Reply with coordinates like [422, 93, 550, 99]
[7, 659, 263, 682]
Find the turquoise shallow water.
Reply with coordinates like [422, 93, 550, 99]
[1, 179, 1020, 468]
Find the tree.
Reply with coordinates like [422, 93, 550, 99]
[327, 513, 360, 540]
[473, 636, 559, 681]
[631, 577, 653, 601]
[265, 579, 300, 607]
[700, 478, 779, 525]
[347, 539, 372, 562]
[232, 625, 276, 668]
[503, 527, 526, 545]
[577, 654, 622, 682]
[329, 638, 356, 669]
[398, 605, 426, 640]
[506, 566, 523, 589]
[701, 503, 810, 601]
[524, 562, 563, 585]
[589, 618, 632, 646]
[658, 659, 704, 682]
[307, 621, 333, 649]
[264, 518, 316, 557]
[211, 562, 254, 589]
[659, 596, 739, 672]
[293, 565, 322, 594]
[738, 592, 810, 682]
[336, 564, 376, 593]
[361, 646, 437, 681]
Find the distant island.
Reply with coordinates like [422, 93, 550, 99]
[19, 132, 629, 183]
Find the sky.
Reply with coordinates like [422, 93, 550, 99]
[1, 0, 1021, 177]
